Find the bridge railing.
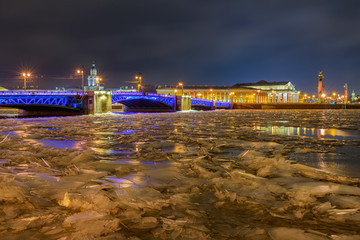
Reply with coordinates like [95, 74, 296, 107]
[111, 92, 176, 99]
[215, 101, 232, 108]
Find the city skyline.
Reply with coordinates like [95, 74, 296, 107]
[1, 0, 359, 94]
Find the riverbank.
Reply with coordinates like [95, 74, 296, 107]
[233, 103, 360, 109]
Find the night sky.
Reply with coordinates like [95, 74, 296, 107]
[1, 0, 359, 95]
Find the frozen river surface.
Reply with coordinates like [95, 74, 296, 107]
[0, 110, 360, 240]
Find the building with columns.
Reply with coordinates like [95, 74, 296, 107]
[157, 80, 299, 103]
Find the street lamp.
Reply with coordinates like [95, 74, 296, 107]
[22, 72, 31, 90]
[76, 68, 84, 91]
[135, 73, 143, 93]
[178, 82, 183, 95]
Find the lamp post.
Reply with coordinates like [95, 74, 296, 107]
[22, 72, 31, 90]
[77, 68, 84, 92]
[178, 82, 183, 95]
[135, 73, 143, 93]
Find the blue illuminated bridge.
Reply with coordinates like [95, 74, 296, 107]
[0, 91, 232, 114]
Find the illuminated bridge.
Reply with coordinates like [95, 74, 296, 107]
[111, 92, 176, 112]
[191, 98, 232, 110]
[0, 91, 232, 115]
[0, 91, 84, 113]
[112, 92, 232, 111]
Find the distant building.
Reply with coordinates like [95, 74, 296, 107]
[106, 86, 137, 92]
[156, 80, 299, 103]
[351, 90, 360, 103]
[84, 63, 104, 91]
[232, 80, 299, 103]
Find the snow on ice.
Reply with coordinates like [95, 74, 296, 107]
[0, 110, 360, 239]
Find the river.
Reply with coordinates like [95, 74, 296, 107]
[0, 109, 359, 239]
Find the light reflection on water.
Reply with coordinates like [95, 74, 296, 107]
[100, 175, 139, 188]
[37, 140, 84, 150]
[256, 125, 360, 140]
[291, 146, 360, 178]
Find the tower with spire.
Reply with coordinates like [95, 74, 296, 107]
[84, 63, 104, 91]
[317, 71, 324, 99]
[344, 83, 348, 103]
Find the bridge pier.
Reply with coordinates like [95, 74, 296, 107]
[176, 95, 191, 111]
[84, 91, 112, 114]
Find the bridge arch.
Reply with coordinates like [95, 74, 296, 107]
[112, 94, 175, 112]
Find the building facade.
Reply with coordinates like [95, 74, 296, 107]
[157, 80, 299, 103]
[84, 63, 104, 91]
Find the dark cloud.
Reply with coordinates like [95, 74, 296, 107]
[0, 0, 360, 94]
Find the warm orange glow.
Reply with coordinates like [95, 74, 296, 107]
[321, 93, 326, 98]
[22, 73, 26, 77]
[178, 82, 183, 86]
[27, 73, 30, 77]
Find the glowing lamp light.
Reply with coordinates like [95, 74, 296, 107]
[321, 94, 326, 98]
